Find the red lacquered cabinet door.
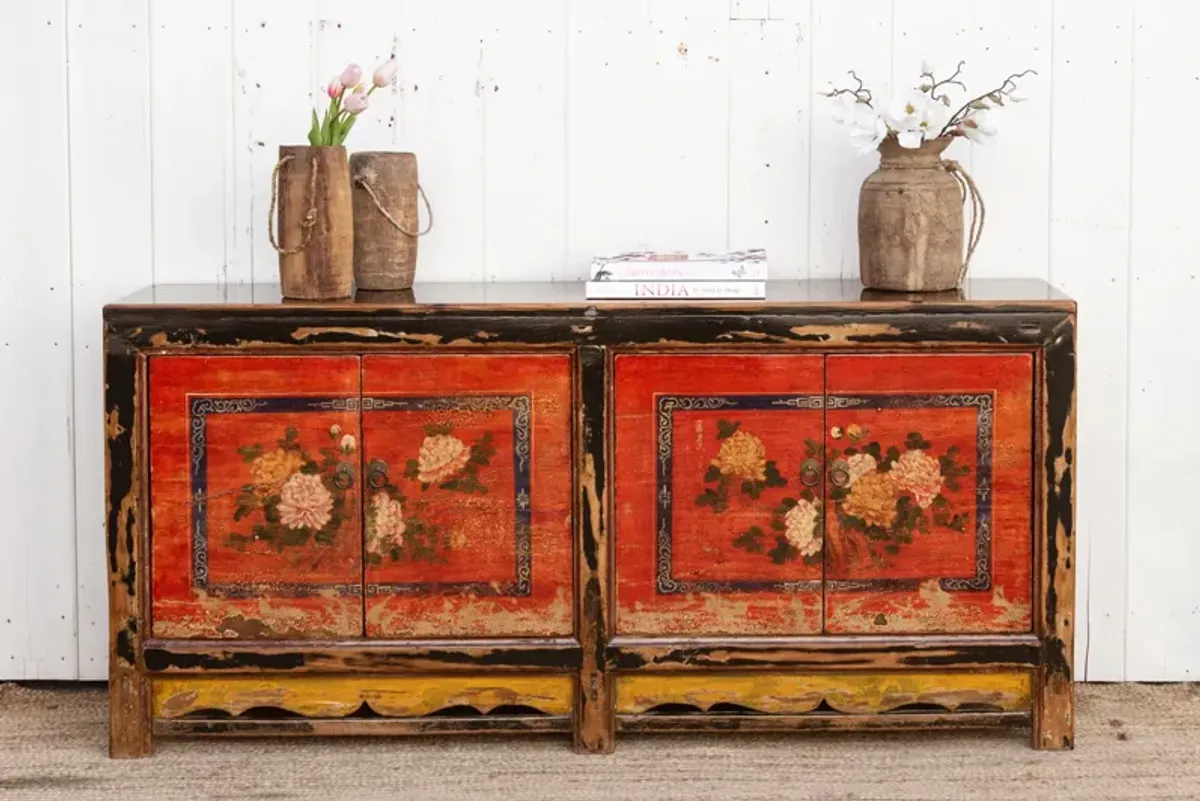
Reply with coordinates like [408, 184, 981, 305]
[149, 355, 363, 639]
[615, 354, 826, 636]
[823, 353, 1033, 634]
[361, 353, 574, 638]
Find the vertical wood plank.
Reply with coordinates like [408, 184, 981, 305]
[231, 0, 318, 285]
[0, 1, 78, 680]
[808, 0, 892, 279]
[575, 346, 613, 753]
[966, 0, 1052, 279]
[151, 1, 242, 285]
[727, 2, 812, 278]
[483, 0, 569, 281]
[68, 0, 155, 681]
[1125, 0, 1200, 682]
[395, 0, 487, 282]
[647, 0, 730, 251]
[566, 0, 652, 278]
[1049, 0, 1133, 682]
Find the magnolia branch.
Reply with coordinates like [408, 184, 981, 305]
[939, 69, 1037, 137]
[823, 70, 874, 108]
[921, 60, 967, 106]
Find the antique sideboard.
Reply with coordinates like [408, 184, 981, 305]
[101, 279, 1076, 757]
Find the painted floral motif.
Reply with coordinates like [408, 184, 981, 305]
[417, 434, 472, 484]
[364, 421, 498, 565]
[891, 449, 944, 508]
[712, 429, 768, 482]
[840, 470, 897, 528]
[784, 498, 822, 557]
[227, 424, 353, 552]
[696, 419, 821, 566]
[826, 426, 971, 570]
[277, 473, 333, 531]
[697, 420, 787, 512]
[249, 448, 304, 496]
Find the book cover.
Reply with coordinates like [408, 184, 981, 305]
[584, 280, 766, 300]
[590, 249, 767, 281]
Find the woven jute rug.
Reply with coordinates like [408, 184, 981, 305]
[1, 682, 1198, 801]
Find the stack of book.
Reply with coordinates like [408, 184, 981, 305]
[585, 250, 768, 299]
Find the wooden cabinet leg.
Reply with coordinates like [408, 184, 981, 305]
[1032, 666, 1074, 750]
[109, 669, 153, 759]
[574, 670, 615, 754]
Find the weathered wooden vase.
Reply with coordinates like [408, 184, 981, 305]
[271, 145, 354, 300]
[350, 151, 432, 291]
[858, 136, 982, 292]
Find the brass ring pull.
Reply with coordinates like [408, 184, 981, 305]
[333, 462, 355, 490]
[367, 459, 389, 489]
[829, 460, 851, 488]
[800, 459, 821, 487]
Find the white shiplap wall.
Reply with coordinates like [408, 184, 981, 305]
[1, 0, 1194, 681]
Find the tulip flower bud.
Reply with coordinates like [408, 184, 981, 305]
[373, 58, 398, 88]
[339, 63, 363, 88]
[343, 90, 369, 115]
[327, 78, 344, 99]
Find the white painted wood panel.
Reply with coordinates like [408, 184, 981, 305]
[1125, 0, 1200, 681]
[808, 0, 892, 279]
[1049, 0, 1133, 682]
[646, 0, 731, 251]
[66, 0, 155, 680]
[0, 0, 77, 680]
[2, 0, 1195, 680]
[727, 2, 811, 277]
[566, 0, 653, 277]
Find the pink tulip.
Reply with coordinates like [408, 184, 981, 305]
[373, 58, 398, 88]
[339, 63, 363, 88]
[327, 78, 344, 99]
[343, 90, 369, 115]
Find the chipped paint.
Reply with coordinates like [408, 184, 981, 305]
[789, 323, 903, 343]
[289, 326, 444, 344]
[104, 408, 125, 440]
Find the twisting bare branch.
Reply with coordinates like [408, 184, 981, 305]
[822, 69, 874, 108]
[938, 68, 1037, 137]
[922, 60, 967, 106]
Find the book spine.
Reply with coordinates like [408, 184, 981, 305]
[584, 281, 766, 299]
[589, 262, 768, 281]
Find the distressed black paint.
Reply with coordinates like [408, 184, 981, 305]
[115, 627, 137, 667]
[608, 640, 1041, 671]
[143, 643, 582, 673]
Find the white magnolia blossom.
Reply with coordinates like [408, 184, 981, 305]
[959, 109, 998, 143]
[884, 90, 947, 149]
[831, 95, 888, 155]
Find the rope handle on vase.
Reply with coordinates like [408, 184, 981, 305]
[267, 154, 320, 255]
[942, 159, 986, 287]
[353, 174, 434, 238]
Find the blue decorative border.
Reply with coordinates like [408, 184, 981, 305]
[189, 396, 362, 598]
[654, 392, 994, 596]
[361, 394, 533, 598]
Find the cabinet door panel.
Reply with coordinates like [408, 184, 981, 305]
[149, 355, 363, 639]
[362, 353, 574, 638]
[615, 354, 825, 636]
[823, 353, 1033, 634]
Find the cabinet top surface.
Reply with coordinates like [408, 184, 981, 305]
[106, 279, 1073, 312]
